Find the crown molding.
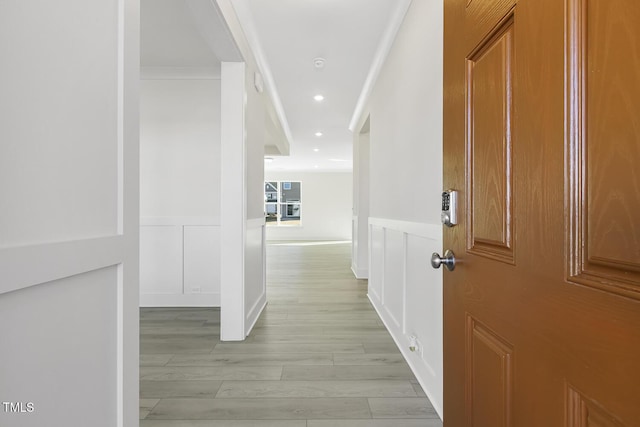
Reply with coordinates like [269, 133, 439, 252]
[348, 0, 413, 132]
[219, 0, 294, 149]
[185, 0, 242, 62]
[141, 66, 221, 80]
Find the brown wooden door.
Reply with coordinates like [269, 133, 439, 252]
[443, 0, 640, 425]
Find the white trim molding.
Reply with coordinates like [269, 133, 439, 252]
[215, 0, 293, 150]
[245, 294, 266, 336]
[351, 265, 369, 280]
[140, 293, 220, 307]
[141, 216, 220, 226]
[369, 217, 441, 239]
[141, 66, 222, 80]
[185, 0, 242, 62]
[348, 0, 413, 132]
[0, 236, 125, 295]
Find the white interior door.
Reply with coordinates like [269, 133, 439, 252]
[0, 1, 139, 426]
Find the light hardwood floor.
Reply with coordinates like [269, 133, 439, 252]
[140, 241, 443, 426]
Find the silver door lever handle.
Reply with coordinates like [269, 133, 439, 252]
[431, 250, 456, 271]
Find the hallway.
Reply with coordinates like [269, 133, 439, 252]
[139, 241, 442, 426]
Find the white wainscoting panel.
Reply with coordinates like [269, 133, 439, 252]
[244, 219, 267, 336]
[368, 217, 443, 419]
[0, 267, 118, 426]
[184, 226, 221, 295]
[369, 226, 385, 303]
[351, 218, 358, 276]
[0, 1, 139, 423]
[140, 218, 220, 307]
[405, 233, 443, 411]
[351, 216, 369, 279]
[382, 229, 404, 329]
[140, 226, 183, 296]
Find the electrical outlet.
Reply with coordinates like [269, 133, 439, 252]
[191, 287, 201, 294]
[408, 335, 418, 353]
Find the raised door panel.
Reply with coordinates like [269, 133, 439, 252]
[465, 0, 515, 54]
[466, 16, 515, 264]
[566, 0, 640, 299]
[466, 315, 513, 427]
[566, 386, 626, 427]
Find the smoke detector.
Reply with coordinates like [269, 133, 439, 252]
[313, 57, 326, 69]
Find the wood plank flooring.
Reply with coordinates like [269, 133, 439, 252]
[140, 241, 442, 426]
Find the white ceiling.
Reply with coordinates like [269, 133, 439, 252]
[142, 0, 404, 172]
[234, 0, 401, 172]
[141, 0, 242, 78]
[141, 0, 220, 70]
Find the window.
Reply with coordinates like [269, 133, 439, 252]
[265, 181, 301, 226]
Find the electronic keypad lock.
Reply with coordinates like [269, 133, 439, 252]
[441, 190, 458, 227]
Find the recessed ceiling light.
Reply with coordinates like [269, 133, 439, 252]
[264, 157, 274, 163]
[313, 57, 326, 69]
[313, 148, 320, 152]
[314, 165, 319, 169]
[315, 132, 323, 137]
[314, 94, 324, 102]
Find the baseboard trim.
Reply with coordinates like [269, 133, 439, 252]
[368, 292, 443, 420]
[140, 216, 220, 226]
[245, 294, 267, 337]
[351, 264, 369, 279]
[140, 293, 220, 307]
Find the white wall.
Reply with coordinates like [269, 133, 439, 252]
[352, 130, 370, 278]
[220, 62, 247, 340]
[219, 61, 267, 341]
[356, 0, 445, 418]
[243, 65, 267, 337]
[0, 0, 139, 424]
[216, 0, 275, 341]
[139, 79, 222, 306]
[140, 79, 221, 218]
[264, 171, 353, 241]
